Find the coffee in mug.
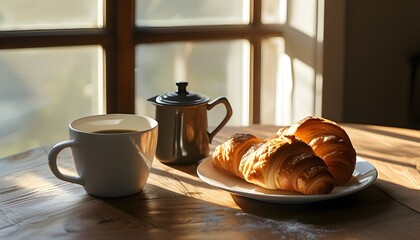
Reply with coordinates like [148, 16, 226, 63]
[48, 114, 158, 197]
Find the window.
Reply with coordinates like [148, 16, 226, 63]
[0, 0, 323, 158]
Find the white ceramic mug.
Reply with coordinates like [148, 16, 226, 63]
[48, 114, 158, 197]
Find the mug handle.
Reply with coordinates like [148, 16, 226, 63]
[48, 140, 84, 185]
[207, 96, 233, 143]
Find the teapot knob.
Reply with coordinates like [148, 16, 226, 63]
[176, 82, 189, 95]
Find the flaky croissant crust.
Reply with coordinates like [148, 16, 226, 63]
[212, 133, 335, 195]
[211, 133, 266, 178]
[277, 116, 357, 185]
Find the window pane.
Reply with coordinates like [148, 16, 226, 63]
[261, 37, 292, 125]
[0, 0, 102, 30]
[135, 0, 249, 26]
[135, 40, 250, 126]
[262, 0, 287, 24]
[0, 46, 103, 158]
[262, 37, 318, 125]
[289, 0, 317, 37]
[292, 58, 316, 120]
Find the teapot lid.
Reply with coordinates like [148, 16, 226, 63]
[155, 82, 210, 106]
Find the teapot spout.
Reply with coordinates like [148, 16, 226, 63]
[147, 95, 159, 104]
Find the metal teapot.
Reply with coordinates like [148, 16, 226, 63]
[148, 82, 233, 165]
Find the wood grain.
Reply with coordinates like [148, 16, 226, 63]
[0, 124, 419, 239]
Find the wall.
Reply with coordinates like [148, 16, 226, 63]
[323, 0, 420, 128]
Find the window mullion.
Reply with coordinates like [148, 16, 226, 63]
[104, 0, 117, 113]
[251, 0, 262, 24]
[134, 24, 282, 43]
[250, 0, 262, 124]
[0, 29, 109, 49]
[250, 38, 262, 124]
[114, 0, 135, 113]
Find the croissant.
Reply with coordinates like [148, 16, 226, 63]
[212, 133, 335, 195]
[212, 133, 266, 178]
[277, 117, 356, 185]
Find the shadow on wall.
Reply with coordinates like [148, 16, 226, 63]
[343, 0, 420, 128]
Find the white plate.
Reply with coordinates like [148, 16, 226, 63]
[197, 156, 377, 204]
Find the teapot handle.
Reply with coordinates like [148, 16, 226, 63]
[207, 96, 233, 143]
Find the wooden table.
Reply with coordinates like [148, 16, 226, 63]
[0, 124, 419, 239]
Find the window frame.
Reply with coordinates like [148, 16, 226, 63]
[0, 0, 284, 124]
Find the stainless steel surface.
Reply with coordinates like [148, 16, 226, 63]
[148, 82, 232, 165]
